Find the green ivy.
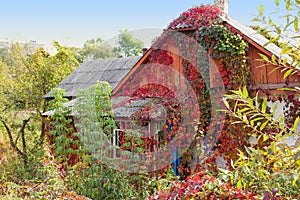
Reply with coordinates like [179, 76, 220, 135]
[197, 25, 249, 88]
[48, 88, 80, 168]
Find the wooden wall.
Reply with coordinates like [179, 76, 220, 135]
[248, 44, 300, 94]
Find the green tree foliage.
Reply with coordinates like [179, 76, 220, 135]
[80, 37, 117, 61]
[0, 41, 80, 173]
[0, 41, 80, 113]
[115, 29, 144, 57]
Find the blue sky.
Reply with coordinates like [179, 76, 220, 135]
[0, 0, 283, 48]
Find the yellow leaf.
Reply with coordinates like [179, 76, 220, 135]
[294, 16, 299, 32]
[237, 179, 243, 189]
[263, 134, 269, 142]
[258, 5, 264, 17]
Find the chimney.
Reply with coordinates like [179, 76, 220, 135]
[214, 0, 228, 16]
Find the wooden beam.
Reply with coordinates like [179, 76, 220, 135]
[112, 49, 153, 95]
[250, 83, 300, 90]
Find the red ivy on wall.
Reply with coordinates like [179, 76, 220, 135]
[168, 5, 221, 29]
[148, 49, 174, 66]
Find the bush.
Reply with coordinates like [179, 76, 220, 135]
[0, 159, 90, 199]
[148, 171, 258, 200]
[65, 156, 175, 199]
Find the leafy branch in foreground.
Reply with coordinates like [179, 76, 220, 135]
[223, 86, 296, 140]
[221, 86, 300, 198]
[254, 0, 300, 90]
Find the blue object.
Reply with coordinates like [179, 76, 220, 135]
[173, 150, 180, 176]
[167, 123, 180, 176]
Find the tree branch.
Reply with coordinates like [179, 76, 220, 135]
[20, 117, 31, 162]
[0, 119, 24, 157]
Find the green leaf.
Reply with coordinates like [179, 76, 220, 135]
[292, 178, 299, 186]
[242, 86, 248, 98]
[275, 0, 280, 6]
[293, 117, 300, 131]
[242, 115, 249, 124]
[271, 55, 277, 64]
[258, 5, 264, 17]
[250, 117, 264, 125]
[239, 107, 250, 113]
[286, 0, 291, 10]
[247, 98, 254, 108]
[271, 102, 278, 117]
[259, 53, 269, 62]
[252, 17, 260, 22]
[224, 99, 230, 109]
[260, 120, 269, 131]
[294, 16, 299, 32]
[262, 98, 267, 113]
[263, 40, 273, 48]
[281, 46, 292, 54]
[283, 69, 294, 79]
[263, 134, 269, 142]
[277, 87, 298, 91]
[237, 179, 243, 189]
[244, 146, 253, 155]
[269, 66, 281, 75]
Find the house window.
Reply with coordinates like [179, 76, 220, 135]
[113, 129, 124, 158]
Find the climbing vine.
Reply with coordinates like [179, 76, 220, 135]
[48, 88, 81, 170]
[197, 25, 249, 88]
[115, 4, 253, 173]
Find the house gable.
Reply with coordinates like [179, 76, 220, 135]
[113, 8, 299, 96]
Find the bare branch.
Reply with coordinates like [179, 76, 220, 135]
[0, 119, 24, 157]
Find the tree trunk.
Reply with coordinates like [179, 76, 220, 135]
[0, 117, 30, 169]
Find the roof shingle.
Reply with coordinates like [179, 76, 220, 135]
[43, 56, 141, 99]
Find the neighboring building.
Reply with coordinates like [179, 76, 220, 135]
[0, 40, 44, 54]
[0, 41, 10, 49]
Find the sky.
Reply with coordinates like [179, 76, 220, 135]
[0, 0, 284, 49]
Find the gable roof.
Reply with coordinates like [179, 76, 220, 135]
[168, 15, 292, 64]
[220, 16, 293, 64]
[113, 15, 295, 95]
[44, 56, 141, 99]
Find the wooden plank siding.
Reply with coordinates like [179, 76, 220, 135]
[248, 44, 300, 95]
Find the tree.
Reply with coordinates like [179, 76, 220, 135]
[80, 37, 117, 61]
[115, 29, 144, 57]
[0, 41, 80, 171]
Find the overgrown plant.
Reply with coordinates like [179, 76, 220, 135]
[64, 81, 160, 199]
[74, 81, 116, 166]
[148, 171, 258, 200]
[221, 86, 300, 199]
[48, 88, 81, 170]
[0, 41, 80, 179]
